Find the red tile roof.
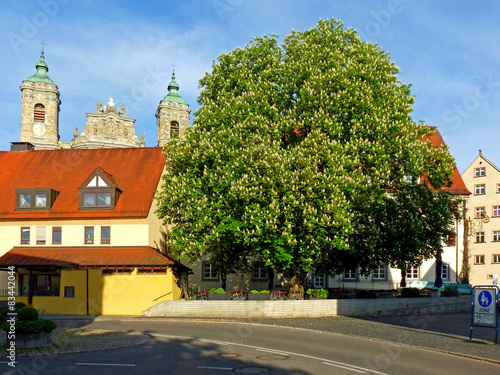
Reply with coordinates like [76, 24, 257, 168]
[0, 246, 190, 271]
[0, 147, 166, 219]
[425, 127, 470, 195]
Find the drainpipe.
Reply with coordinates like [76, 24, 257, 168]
[86, 268, 89, 315]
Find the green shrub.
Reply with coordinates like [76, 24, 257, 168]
[209, 287, 226, 294]
[14, 302, 26, 311]
[249, 290, 259, 294]
[17, 306, 39, 321]
[444, 284, 458, 291]
[260, 290, 270, 294]
[306, 288, 328, 299]
[1, 319, 57, 333]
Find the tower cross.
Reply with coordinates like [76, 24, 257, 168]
[40, 40, 47, 50]
[171, 62, 176, 73]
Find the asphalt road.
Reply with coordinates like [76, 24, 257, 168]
[3, 319, 500, 375]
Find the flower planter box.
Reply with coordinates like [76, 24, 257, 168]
[9, 331, 52, 349]
[208, 294, 229, 301]
[248, 294, 271, 301]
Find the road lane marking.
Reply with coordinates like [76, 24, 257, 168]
[322, 361, 366, 373]
[76, 363, 136, 367]
[150, 333, 389, 375]
[198, 366, 233, 370]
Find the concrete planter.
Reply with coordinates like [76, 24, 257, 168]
[208, 294, 229, 301]
[9, 331, 52, 348]
[248, 294, 271, 301]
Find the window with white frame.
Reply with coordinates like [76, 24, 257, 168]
[475, 232, 485, 243]
[474, 167, 486, 177]
[202, 262, 219, 280]
[474, 255, 485, 264]
[407, 266, 419, 279]
[343, 269, 357, 281]
[497, 184, 500, 194]
[492, 254, 500, 264]
[313, 274, 325, 288]
[475, 184, 485, 195]
[493, 206, 500, 217]
[441, 263, 449, 280]
[475, 207, 486, 219]
[493, 231, 500, 242]
[372, 265, 386, 281]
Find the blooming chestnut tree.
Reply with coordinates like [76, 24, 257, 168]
[156, 19, 457, 277]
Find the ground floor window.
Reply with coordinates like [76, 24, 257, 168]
[407, 266, 419, 279]
[202, 262, 219, 281]
[343, 269, 357, 281]
[251, 262, 267, 281]
[20, 274, 61, 296]
[441, 263, 449, 280]
[313, 274, 325, 288]
[372, 265, 387, 281]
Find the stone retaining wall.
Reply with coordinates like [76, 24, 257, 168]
[143, 296, 471, 317]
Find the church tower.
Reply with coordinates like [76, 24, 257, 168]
[20, 48, 61, 149]
[156, 71, 190, 147]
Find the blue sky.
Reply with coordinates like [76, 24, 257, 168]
[1, 0, 499, 173]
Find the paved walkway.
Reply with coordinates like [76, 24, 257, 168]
[3, 312, 499, 363]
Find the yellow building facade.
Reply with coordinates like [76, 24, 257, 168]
[462, 150, 500, 286]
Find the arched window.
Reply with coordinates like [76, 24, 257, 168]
[170, 121, 179, 138]
[34, 103, 45, 123]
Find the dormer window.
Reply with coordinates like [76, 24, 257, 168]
[79, 168, 122, 210]
[16, 188, 57, 210]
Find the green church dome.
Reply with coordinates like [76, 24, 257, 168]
[163, 72, 186, 104]
[26, 49, 54, 85]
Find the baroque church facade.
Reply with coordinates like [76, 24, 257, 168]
[17, 49, 190, 150]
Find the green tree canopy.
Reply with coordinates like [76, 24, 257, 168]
[156, 18, 457, 277]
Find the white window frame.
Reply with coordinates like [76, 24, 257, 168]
[493, 206, 500, 217]
[492, 254, 500, 264]
[372, 265, 387, 281]
[441, 263, 449, 280]
[474, 255, 485, 265]
[474, 167, 486, 177]
[475, 232, 485, 243]
[475, 184, 485, 195]
[343, 269, 358, 281]
[493, 231, 500, 242]
[475, 207, 485, 219]
[407, 266, 419, 279]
